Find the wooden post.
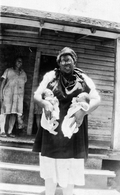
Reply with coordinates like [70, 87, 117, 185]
[27, 48, 41, 135]
[112, 38, 120, 150]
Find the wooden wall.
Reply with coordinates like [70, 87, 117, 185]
[0, 28, 115, 146]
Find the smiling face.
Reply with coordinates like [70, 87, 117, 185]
[59, 54, 75, 74]
[15, 58, 23, 69]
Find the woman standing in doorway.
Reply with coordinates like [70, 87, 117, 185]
[0, 56, 27, 137]
[33, 47, 101, 195]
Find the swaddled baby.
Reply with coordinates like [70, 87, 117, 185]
[62, 92, 90, 139]
[41, 88, 59, 135]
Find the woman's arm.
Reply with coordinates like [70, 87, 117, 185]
[34, 71, 56, 119]
[74, 74, 101, 125]
[0, 78, 6, 102]
[87, 88, 101, 115]
[82, 73, 101, 114]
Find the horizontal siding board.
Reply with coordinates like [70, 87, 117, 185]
[88, 123, 112, 129]
[95, 45, 115, 52]
[1, 32, 115, 55]
[83, 68, 114, 76]
[78, 53, 114, 62]
[88, 136, 111, 142]
[94, 85, 113, 91]
[88, 130, 111, 135]
[85, 49, 115, 58]
[89, 80, 114, 87]
[80, 65, 114, 74]
[78, 58, 114, 67]
[87, 74, 114, 82]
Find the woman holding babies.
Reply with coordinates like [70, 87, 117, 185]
[33, 47, 101, 195]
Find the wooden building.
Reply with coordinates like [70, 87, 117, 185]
[0, 6, 120, 151]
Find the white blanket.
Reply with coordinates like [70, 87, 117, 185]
[61, 99, 89, 139]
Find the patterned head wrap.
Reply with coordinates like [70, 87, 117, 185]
[56, 47, 77, 65]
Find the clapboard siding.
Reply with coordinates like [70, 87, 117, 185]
[0, 28, 115, 146]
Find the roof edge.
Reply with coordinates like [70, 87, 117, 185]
[1, 5, 120, 33]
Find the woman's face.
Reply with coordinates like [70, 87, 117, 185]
[59, 55, 75, 74]
[15, 58, 22, 69]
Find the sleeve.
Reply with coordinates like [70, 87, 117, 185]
[1, 68, 9, 80]
[34, 70, 56, 95]
[82, 73, 100, 99]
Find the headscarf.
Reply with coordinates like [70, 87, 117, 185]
[56, 47, 77, 65]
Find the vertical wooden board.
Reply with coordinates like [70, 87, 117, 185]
[27, 48, 41, 135]
[112, 38, 120, 150]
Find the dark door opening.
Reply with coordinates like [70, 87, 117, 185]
[32, 55, 57, 134]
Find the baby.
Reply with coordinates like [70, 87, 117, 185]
[62, 92, 90, 139]
[41, 88, 59, 135]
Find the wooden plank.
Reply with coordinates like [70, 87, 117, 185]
[89, 124, 112, 130]
[0, 183, 46, 194]
[2, 34, 115, 68]
[88, 130, 111, 136]
[77, 53, 114, 62]
[85, 49, 115, 58]
[1, 184, 119, 194]
[90, 81, 114, 87]
[0, 162, 116, 178]
[2, 31, 116, 59]
[27, 48, 41, 135]
[90, 108, 113, 116]
[3, 29, 115, 49]
[1, 31, 115, 51]
[89, 120, 112, 126]
[80, 65, 114, 73]
[89, 75, 114, 82]
[89, 124, 111, 129]
[89, 136, 111, 142]
[1, 35, 116, 61]
[35, 23, 119, 37]
[1, 16, 120, 39]
[89, 122, 112, 129]
[84, 68, 114, 76]
[1, 33, 115, 52]
[98, 101, 113, 106]
[112, 38, 120, 150]
[1, 17, 40, 28]
[92, 85, 113, 92]
[78, 59, 114, 67]
[1, 38, 115, 68]
[0, 34, 95, 50]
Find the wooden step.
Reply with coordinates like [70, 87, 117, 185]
[0, 183, 119, 195]
[0, 162, 116, 187]
[0, 146, 39, 165]
[0, 162, 116, 176]
[0, 136, 111, 155]
[0, 145, 103, 169]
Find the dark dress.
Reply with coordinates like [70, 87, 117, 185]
[33, 68, 90, 159]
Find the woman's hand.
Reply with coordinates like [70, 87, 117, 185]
[68, 109, 86, 129]
[74, 109, 86, 127]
